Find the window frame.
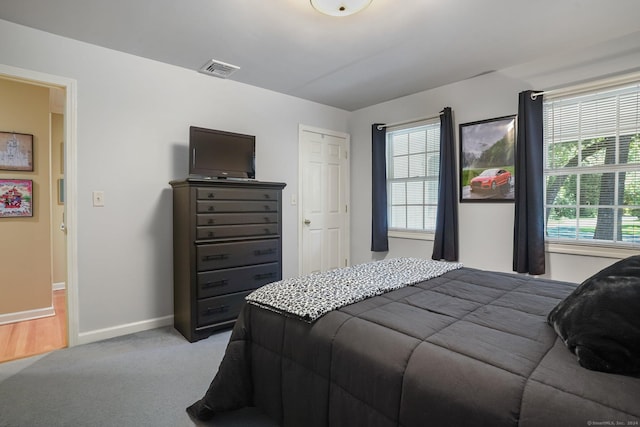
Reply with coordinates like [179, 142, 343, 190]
[385, 119, 441, 239]
[543, 80, 640, 254]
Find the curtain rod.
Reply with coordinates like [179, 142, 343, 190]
[530, 91, 545, 100]
[376, 112, 443, 130]
[530, 71, 640, 100]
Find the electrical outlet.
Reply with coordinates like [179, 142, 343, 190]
[92, 191, 105, 207]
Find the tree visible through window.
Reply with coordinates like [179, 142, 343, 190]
[386, 120, 440, 232]
[544, 83, 640, 247]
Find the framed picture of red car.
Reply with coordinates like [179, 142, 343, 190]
[459, 115, 516, 203]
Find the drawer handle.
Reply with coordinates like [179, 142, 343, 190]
[207, 193, 215, 199]
[264, 228, 271, 234]
[207, 219, 215, 225]
[203, 254, 229, 261]
[208, 206, 215, 212]
[254, 272, 276, 281]
[202, 279, 228, 289]
[263, 194, 271, 199]
[207, 231, 215, 238]
[254, 248, 275, 256]
[204, 305, 229, 316]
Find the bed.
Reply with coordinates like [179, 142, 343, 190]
[188, 257, 640, 426]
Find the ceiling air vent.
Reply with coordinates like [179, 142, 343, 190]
[198, 59, 240, 79]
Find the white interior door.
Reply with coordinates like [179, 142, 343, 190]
[299, 126, 350, 275]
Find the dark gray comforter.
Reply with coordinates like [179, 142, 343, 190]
[189, 267, 640, 426]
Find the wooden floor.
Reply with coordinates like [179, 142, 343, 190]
[0, 290, 67, 363]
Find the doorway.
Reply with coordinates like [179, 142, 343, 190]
[298, 125, 350, 275]
[0, 65, 78, 357]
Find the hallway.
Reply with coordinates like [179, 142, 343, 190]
[0, 290, 67, 363]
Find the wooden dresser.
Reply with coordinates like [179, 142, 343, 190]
[170, 178, 286, 342]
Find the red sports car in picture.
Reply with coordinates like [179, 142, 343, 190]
[470, 168, 512, 192]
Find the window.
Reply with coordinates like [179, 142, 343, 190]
[543, 81, 640, 249]
[386, 120, 440, 233]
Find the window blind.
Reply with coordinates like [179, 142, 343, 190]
[544, 82, 640, 248]
[387, 120, 440, 232]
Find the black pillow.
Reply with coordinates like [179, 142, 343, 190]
[547, 255, 640, 376]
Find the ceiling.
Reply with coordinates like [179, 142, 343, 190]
[1, 0, 640, 111]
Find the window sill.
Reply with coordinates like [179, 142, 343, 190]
[388, 230, 434, 241]
[546, 242, 637, 259]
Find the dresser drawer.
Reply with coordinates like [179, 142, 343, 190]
[196, 291, 250, 327]
[196, 187, 279, 201]
[197, 224, 279, 240]
[197, 213, 278, 226]
[197, 200, 278, 213]
[197, 239, 280, 271]
[197, 262, 281, 299]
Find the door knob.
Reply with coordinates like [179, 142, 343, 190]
[304, 219, 311, 225]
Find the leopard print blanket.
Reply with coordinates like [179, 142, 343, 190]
[246, 257, 463, 322]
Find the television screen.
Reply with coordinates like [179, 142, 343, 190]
[189, 126, 255, 179]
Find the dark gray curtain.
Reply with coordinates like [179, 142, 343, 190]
[432, 107, 459, 261]
[513, 91, 545, 274]
[371, 123, 388, 252]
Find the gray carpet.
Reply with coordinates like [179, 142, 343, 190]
[0, 327, 278, 427]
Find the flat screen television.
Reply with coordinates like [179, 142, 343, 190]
[189, 126, 255, 179]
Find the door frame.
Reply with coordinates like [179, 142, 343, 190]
[297, 124, 351, 275]
[0, 64, 79, 346]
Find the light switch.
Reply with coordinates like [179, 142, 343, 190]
[92, 191, 105, 207]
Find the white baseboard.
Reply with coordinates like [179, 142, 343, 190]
[52, 282, 66, 291]
[0, 306, 55, 326]
[76, 315, 174, 345]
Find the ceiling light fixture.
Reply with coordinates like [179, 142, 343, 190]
[310, 0, 372, 17]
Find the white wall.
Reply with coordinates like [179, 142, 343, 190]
[0, 19, 349, 339]
[349, 72, 524, 272]
[2, 17, 638, 342]
[348, 35, 640, 284]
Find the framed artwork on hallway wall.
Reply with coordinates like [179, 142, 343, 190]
[0, 179, 33, 217]
[0, 132, 34, 171]
[57, 178, 64, 205]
